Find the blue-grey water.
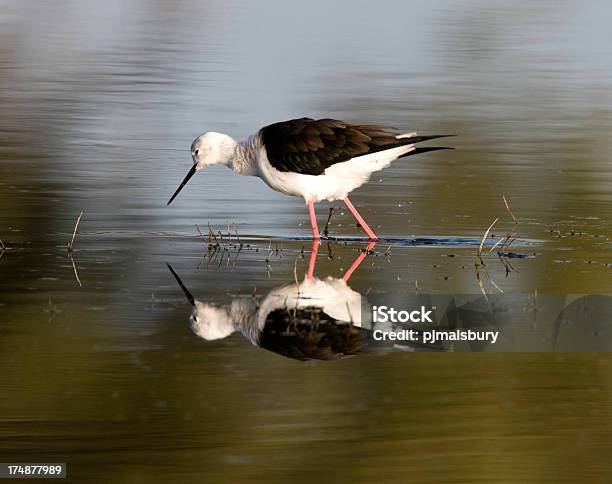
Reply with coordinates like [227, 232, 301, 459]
[1, 1, 612, 482]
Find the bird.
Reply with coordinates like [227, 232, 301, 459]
[167, 117, 452, 240]
[166, 241, 378, 360]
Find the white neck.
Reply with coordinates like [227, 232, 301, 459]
[232, 136, 259, 176]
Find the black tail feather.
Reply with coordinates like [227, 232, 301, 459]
[401, 146, 454, 158]
[400, 134, 456, 144]
[398, 134, 455, 158]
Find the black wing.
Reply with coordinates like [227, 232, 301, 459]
[260, 117, 451, 175]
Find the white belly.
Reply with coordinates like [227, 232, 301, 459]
[257, 277, 365, 328]
[255, 145, 415, 202]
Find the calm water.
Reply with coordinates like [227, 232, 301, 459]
[1, 0, 612, 481]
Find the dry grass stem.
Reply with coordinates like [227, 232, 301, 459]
[489, 278, 504, 293]
[475, 265, 489, 301]
[490, 196, 520, 255]
[477, 217, 499, 265]
[323, 207, 335, 237]
[502, 195, 518, 224]
[67, 211, 83, 253]
[69, 253, 82, 287]
[488, 233, 506, 254]
[293, 255, 300, 285]
[207, 223, 220, 245]
[195, 224, 207, 243]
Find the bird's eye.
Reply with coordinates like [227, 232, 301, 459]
[194, 149, 199, 156]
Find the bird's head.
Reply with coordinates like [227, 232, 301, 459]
[167, 264, 236, 341]
[191, 132, 236, 168]
[190, 302, 235, 341]
[167, 132, 237, 205]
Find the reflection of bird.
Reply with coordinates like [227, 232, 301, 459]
[167, 240, 379, 361]
[167, 266, 371, 361]
[168, 117, 452, 240]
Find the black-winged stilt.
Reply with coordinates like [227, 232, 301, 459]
[167, 240, 374, 359]
[168, 117, 452, 240]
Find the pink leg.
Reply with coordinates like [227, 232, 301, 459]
[343, 242, 376, 282]
[343, 197, 379, 240]
[307, 200, 320, 239]
[306, 239, 320, 280]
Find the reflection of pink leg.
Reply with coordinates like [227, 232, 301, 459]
[343, 197, 378, 240]
[307, 200, 320, 239]
[343, 242, 376, 282]
[306, 239, 320, 280]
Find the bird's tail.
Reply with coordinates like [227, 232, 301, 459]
[406, 146, 454, 156]
[396, 133, 455, 158]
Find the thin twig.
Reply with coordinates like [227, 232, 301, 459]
[67, 211, 83, 253]
[489, 278, 504, 293]
[502, 195, 518, 224]
[231, 245, 242, 270]
[0, 237, 5, 250]
[207, 246, 219, 265]
[195, 224, 207, 242]
[207, 223, 220, 245]
[489, 196, 520, 254]
[293, 255, 300, 290]
[475, 265, 488, 301]
[234, 223, 241, 246]
[488, 234, 505, 254]
[477, 217, 499, 265]
[489, 225, 515, 254]
[323, 207, 335, 237]
[69, 253, 82, 287]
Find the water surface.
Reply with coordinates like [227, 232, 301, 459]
[1, 0, 612, 481]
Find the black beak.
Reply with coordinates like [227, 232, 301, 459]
[167, 165, 197, 205]
[167, 263, 195, 306]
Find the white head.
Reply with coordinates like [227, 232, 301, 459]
[190, 302, 235, 341]
[167, 132, 237, 205]
[167, 264, 237, 341]
[191, 132, 237, 170]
